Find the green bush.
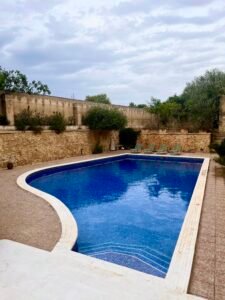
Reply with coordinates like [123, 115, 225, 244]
[85, 94, 111, 104]
[15, 110, 66, 133]
[83, 107, 127, 130]
[119, 128, 140, 149]
[211, 139, 225, 165]
[15, 110, 45, 133]
[0, 115, 9, 125]
[49, 112, 66, 134]
[92, 143, 103, 154]
[15, 110, 32, 131]
[29, 113, 45, 134]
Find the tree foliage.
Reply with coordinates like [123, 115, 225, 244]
[0, 66, 51, 95]
[83, 107, 127, 130]
[148, 69, 225, 131]
[129, 102, 147, 108]
[183, 69, 225, 130]
[14, 110, 66, 133]
[85, 94, 111, 104]
[211, 139, 225, 165]
[48, 112, 66, 134]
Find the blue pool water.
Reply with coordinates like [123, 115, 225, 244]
[27, 155, 202, 278]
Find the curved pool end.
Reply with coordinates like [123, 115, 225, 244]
[17, 167, 78, 252]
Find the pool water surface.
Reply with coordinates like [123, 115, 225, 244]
[27, 155, 202, 278]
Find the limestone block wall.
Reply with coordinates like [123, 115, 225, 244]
[219, 95, 225, 132]
[139, 130, 211, 152]
[0, 129, 211, 168]
[1, 93, 156, 129]
[0, 130, 118, 168]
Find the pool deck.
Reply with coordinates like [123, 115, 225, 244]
[0, 151, 225, 299]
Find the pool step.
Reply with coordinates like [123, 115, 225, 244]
[78, 242, 170, 277]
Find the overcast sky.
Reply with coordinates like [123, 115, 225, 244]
[1, 0, 225, 105]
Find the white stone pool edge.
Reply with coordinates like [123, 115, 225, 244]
[17, 153, 210, 299]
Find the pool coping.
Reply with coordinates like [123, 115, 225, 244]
[17, 153, 209, 296]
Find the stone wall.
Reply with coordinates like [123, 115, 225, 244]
[219, 95, 225, 132]
[0, 93, 156, 129]
[139, 130, 211, 152]
[0, 130, 118, 168]
[0, 129, 211, 168]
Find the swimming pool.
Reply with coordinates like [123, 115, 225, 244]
[26, 154, 203, 278]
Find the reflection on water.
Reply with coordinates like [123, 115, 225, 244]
[29, 157, 201, 277]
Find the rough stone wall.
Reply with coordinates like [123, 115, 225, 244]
[2, 93, 156, 129]
[0, 130, 118, 168]
[139, 130, 211, 152]
[219, 95, 225, 132]
[0, 129, 211, 168]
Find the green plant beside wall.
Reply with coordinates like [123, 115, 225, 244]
[49, 112, 66, 134]
[84, 107, 127, 154]
[211, 139, 225, 165]
[92, 143, 103, 154]
[119, 128, 140, 149]
[15, 110, 66, 134]
[15, 110, 33, 131]
[83, 107, 127, 130]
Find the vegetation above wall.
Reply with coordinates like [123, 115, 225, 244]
[14, 110, 66, 134]
[83, 107, 127, 130]
[0, 66, 51, 95]
[148, 69, 225, 132]
[85, 94, 111, 104]
[129, 102, 147, 108]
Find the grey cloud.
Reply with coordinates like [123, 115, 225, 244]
[111, 0, 214, 15]
[0, 0, 225, 104]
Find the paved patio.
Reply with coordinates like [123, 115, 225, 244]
[0, 151, 224, 299]
[188, 160, 225, 300]
[0, 152, 125, 251]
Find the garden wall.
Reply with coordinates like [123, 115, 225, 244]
[0, 130, 118, 168]
[1, 92, 156, 129]
[0, 129, 211, 168]
[139, 130, 211, 152]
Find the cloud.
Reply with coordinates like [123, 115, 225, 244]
[0, 0, 225, 104]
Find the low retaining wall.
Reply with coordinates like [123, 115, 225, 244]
[139, 131, 211, 152]
[0, 129, 211, 168]
[0, 130, 118, 168]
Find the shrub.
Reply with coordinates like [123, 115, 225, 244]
[92, 143, 103, 154]
[15, 110, 66, 133]
[49, 112, 66, 134]
[211, 139, 225, 165]
[85, 94, 111, 104]
[119, 128, 140, 149]
[0, 115, 9, 125]
[15, 110, 45, 133]
[29, 113, 44, 134]
[15, 110, 32, 131]
[84, 107, 127, 130]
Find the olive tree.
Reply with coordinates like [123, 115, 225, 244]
[85, 94, 111, 104]
[83, 107, 127, 130]
[0, 66, 51, 95]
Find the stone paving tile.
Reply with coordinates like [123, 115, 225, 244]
[189, 160, 225, 299]
[189, 279, 213, 299]
[215, 285, 225, 300]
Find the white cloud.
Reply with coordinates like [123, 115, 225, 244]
[0, 0, 225, 104]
